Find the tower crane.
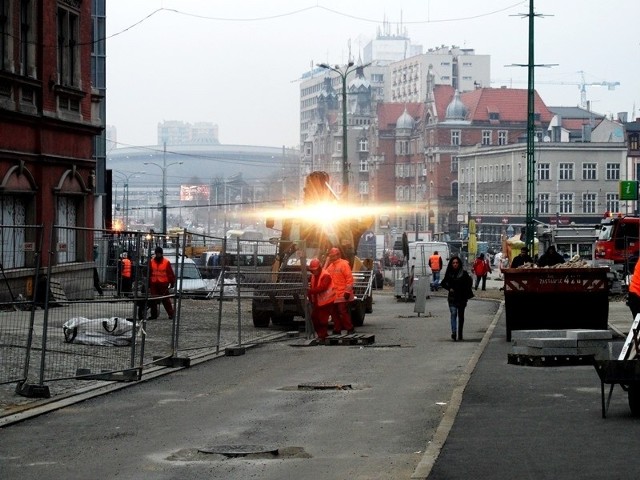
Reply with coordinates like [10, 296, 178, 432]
[492, 71, 620, 109]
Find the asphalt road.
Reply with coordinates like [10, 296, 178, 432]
[0, 290, 499, 480]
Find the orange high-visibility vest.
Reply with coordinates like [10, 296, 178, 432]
[630, 261, 640, 296]
[150, 257, 171, 283]
[326, 258, 353, 297]
[429, 254, 441, 272]
[121, 258, 132, 278]
[311, 270, 335, 306]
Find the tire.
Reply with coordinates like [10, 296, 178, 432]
[365, 295, 373, 314]
[350, 301, 366, 327]
[252, 310, 271, 328]
[628, 383, 640, 416]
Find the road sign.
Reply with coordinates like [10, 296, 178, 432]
[620, 181, 638, 200]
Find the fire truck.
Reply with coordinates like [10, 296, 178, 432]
[251, 171, 375, 328]
[594, 213, 640, 280]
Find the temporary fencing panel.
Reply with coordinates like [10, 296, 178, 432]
[0, 225, 44, 386]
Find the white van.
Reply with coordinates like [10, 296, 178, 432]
[170, 256, 209, 298]
[409, 241, 451, 283]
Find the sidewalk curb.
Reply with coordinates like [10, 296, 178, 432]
[412, 300, 504, 479]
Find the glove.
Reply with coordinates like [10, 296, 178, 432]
[344, 292, 350, 300]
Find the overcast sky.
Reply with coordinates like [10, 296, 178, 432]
[106, 0, 638, 151]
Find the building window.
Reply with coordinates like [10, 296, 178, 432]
[538, 193, 550, 214]
[606, 193, 619, 213]
[582, 163, 597, 180]
[498, 130, 507, 145]
[396, 140, 409, 155]
[451, 130, 461, 146]
[359, 181, 368, 194]
[559, 193, 573, 214]
[57, 5, 80, 87]
[359, 158, 368, 172]
[0, 0, 9, 71]
[606, 163, 620, 180]
[452, 181, 458, 198]
[358, 138, 368, 152]
[630, 133, 639, 151]
[482, 130, 492, 145]
[538, 163, 550, 181]
[489, 112, 500, 121]
[0, 195, 27, 269]
[582, 193, 597, 213]
[335, 139, 341, 153]
[559, 163, 574, 181]
[451, 156, 458, 172]
[305, 144, 312, 156]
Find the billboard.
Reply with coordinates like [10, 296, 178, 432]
[180, 184, 210, 202]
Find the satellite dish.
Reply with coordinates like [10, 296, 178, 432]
[543, 135, 551, 142]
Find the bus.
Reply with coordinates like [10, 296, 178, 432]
[595, 213, 640, 276]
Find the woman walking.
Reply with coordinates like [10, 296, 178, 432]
[440, 255, 474, 341]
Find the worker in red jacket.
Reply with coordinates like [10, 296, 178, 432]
[148, 247, 176, 320]
[307, 258, 335, 341]
[325, 247, 355, 334]
[472, 253, 491, 291]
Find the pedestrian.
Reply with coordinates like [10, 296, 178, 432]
[493, 250, 504, 280]
[307, 258, 335, 342]
[92, 244, 103, 296]
[429, 250, 443, 291]
[440, 255, 474, 341]
[536, 245, 565, 267]
[325, 247, 355, 335]
[148, 246, 176, 320]
[627, 258, 640, 320]
[510, 246, 534, 268]
[472, 253, 491, 291]
[119, 252, 133, 296]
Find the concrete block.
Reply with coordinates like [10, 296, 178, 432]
[522, 338, 577, 348]
[511, 330, 568, 340]
[566, 329, 612, 340]
[537, 347, 583, 356]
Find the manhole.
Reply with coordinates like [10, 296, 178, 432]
[297, 382, 353, 390]
[198, 444, 279, 457]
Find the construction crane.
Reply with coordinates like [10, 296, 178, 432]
[492, 71, 620, 109]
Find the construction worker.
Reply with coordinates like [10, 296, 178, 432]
[325, 247, 355, 334]
[119, 252, 133, 296]
[429, 250, 443, 291]
[307, 258, 335, 342]
[148, 246, 176, 320]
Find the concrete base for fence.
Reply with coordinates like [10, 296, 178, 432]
[224, 346, 246, 356]
[153, 356, 191, 368]
[15, 381, 51, 399]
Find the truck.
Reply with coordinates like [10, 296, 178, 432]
[251, 171, 375, 328]
[594, 213, 640, 280]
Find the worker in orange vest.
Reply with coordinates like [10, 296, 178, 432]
[119, 252, 133, 296]
[628, 258, 640, 320]
[307, 258, 335, 342]
[429, 251, 443, 292]
[325, 247, 355, 335]
[148, 247, 176, 320]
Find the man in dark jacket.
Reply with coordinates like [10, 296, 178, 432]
[536, 245, 565, 267]
[510, 246, 534, 268]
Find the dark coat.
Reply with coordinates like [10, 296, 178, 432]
[440, 268, 474, 308]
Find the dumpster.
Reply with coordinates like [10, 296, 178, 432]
[503, 267, 609, 341]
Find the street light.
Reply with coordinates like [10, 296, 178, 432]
[144, 144, 183, 233]
[114, 170, 143, 229]
[317, 61, 359, 200]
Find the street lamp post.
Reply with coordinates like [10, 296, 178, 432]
[317, 61, 360, 200]
[144, 144, 183, 233]
[114, 170, 143, 229]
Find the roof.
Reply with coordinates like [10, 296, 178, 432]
[377, 103, 424, 130]
[459, 87, 555, 123]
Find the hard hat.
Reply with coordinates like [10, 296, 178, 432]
[328, 247, 340, 256]
[309, 258, 321, 270]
